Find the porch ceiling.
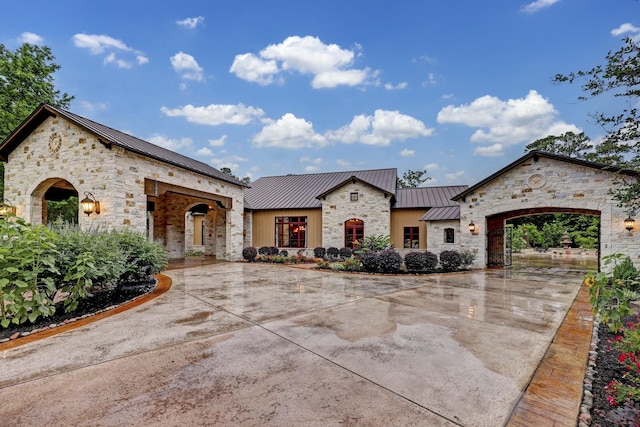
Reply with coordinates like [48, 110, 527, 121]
[144, 178, 232, 209]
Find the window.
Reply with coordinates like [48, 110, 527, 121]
[444, 228, 455, 244]
[350, 192, 358, 201]
[404, 227, 419, 248]
[345, 218, 364, 248]
[275, 216, 307, 248]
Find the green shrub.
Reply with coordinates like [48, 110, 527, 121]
[316, 260, 331, 269]
[404, 252, 430, 271]
[112, 230, 168, 284]
[440, 250, 463, 271]
[339, 247, 352, 260]
[459, 250, 476, 269]
[359, 250, 380, 272]
[378, 248, 402, 273]
[342, 257, 361, 271]
[242, 247, 258, 262]
[331, 263, 345, 271]
[613, 255, 639, 283]
[354, 235, 392, 254]
[313, 247, 326, 258]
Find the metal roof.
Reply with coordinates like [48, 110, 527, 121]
[419, 205, 461, 221]
[453, 150, 638, 201]
[394, 185, 467, 209]
[0, 103, 248, 188]
[245, 168, 397, 209]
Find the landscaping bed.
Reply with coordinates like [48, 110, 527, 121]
[0, 278, 156, 342]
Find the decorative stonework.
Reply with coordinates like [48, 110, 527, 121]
[48, 133, 62, 153]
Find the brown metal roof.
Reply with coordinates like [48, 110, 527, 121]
[394, 185, 468, 209]
[245, 168, 397, 209]
[419, 205, 461, 221]
[0, 103, 248, 188]
[453, 150, 638, 201]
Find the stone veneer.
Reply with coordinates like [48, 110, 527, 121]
[3, 115, 245, 261]
[321, 181, 391, 248]
[426, 220, 461, 256]
[456, 156, 640, 270]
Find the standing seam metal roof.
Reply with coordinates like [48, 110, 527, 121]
[394, 186, 468, 209]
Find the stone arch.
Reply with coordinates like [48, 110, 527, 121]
[30, 177, 80, 225]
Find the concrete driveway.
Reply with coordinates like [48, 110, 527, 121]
[0, 263, 584, 426]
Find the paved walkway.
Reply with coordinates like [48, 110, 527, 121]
[0, 263, 590, 426]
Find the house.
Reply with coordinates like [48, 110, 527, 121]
[244, 169, 467, 254]
[0, 103, 248, 260]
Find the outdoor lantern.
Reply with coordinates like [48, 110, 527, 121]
[0, 198, 16, 217]
[625, 217, 635, 232]
[468, 221, 476, 233]
[81, 192, 100, 216]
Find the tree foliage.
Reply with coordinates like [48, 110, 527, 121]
[397, 169, 430, 188]
[0, 43, 74, 198]
[220, 167, 251, 184]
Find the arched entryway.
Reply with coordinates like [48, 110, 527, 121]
[486, 207, 600, 268]
[31, 178, 80, 225]
[345, 218, 364, 248]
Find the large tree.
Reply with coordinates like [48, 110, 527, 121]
[397, 168, 430, 188]
[534, 37, 640, 214]
[0, 43, 74, 197]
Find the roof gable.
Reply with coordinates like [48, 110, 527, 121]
[394, 185, 468, 209]
[245, 168, 397, 210]
[453, 150, 639, 201]
[0, 103, 248, 187]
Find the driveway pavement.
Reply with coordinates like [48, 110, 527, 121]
[0, 263, 585, 426]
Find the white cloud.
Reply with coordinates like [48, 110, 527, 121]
[300, 156, 322, 164]
[252, 113, 327, 149]
[229, 53, 280, 85]
[521, 0, 560, 13]
[612, 23, 640, 42]
[72, 33, 148, 67]
[473, 143, 506, 157]
[170, 52, 204, 81]
[78, 101, 108, 112]
[445, 171, 465, 182]
[437, 90, 580, 156]
[18, 32, 44, 45]
[305, 165, 320, 172]
[336, 159, 351, 167]
[385, 82, 408, 90]
[230, 35, 376, 88]
[424, 162, 440, 170]
[327, 109, 434, 147]
[161, 103, 265, 126]
[176, 16, 205, 29]
[399, 149, 415, 157]
[147, 135, 193, 151]
[208, 135, 227, 147]
[209, 154, 248, 172]
[421, 73, 437, 87]
[195, 147, 214, 157]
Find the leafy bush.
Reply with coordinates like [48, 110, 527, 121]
[378, 248, 402, 273]
[313, 247, 326, 258]
[359, 250, 380, 272]
[339, 247, 352, 260]
[326, 247, 339, 260]
[404, 252, 431, 272]
[112, 230, 168, 284]
[242, 246, 258, 262]
[331, 263, 345, 271]
[355, 235, 392, 253]
[343, 257, 361, 271]
[279, 250, 289, 257]
[424, 251, 439, 270]
[268, 246, 279, 256]
[614, 255, 639, 285]
[459, 250, 476, 269]
[316, 260, 331, 269]
[258, 246, 270, 255]
[439, 250, 463, 272]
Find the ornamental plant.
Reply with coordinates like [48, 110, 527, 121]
[313, 247, 326, 258]
[439, 250, 463, 272]
[242, 246, 258, 262]
[377, 248, 403, 273]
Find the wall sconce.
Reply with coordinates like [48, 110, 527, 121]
[80, 192, 100, 216]
[0, 198, 16, 217]
[625, 217, 635, 233]
[468, 221, 476, 234]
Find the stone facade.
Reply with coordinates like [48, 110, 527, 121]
[321, 181, 391, 248]
[455, 155, 640, 270]
[426, 219, 461, 255]
[3, 115, 245, 261]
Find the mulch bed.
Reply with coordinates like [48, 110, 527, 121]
[0, 279, 156, 341]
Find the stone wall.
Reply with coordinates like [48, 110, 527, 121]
[426, 219, 462, 255]
[4, 115, 246, 261]
[457, 156, 638, 270]
[321, 181, 391, 248]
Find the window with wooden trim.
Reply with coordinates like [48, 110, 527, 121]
[403, 226, 419, 248]
[444, 228, 455, 244]
[275, 216, 307, 248]
[350, 192, 358, 201]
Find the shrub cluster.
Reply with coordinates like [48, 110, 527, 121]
[258, 246, 279, 256]
[0, 219, 168, 329]
[313, 247, 326, 258]
[242, 246, 258, 262]
[439, 250, 463, 272]
[404, 251, 438, 272]
[359, 249, 402, 273]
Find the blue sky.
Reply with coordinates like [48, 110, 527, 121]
[2, 0, 639, 186]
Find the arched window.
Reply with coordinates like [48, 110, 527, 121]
[345, 218, 364, 248]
